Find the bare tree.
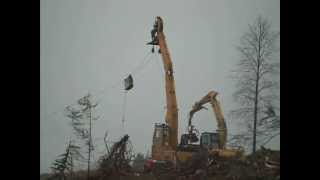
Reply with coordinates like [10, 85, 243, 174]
[65, 94, 98, 180]
[230, 16, 280, 153]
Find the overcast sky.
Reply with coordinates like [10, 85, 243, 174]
[41, 0, 280, 174]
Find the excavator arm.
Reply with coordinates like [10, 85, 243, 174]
[188, 91, 227, 149]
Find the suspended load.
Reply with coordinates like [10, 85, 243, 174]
[124, 74, 133, 91]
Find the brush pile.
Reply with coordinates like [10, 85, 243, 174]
[206, 147, 280, 180]
[97, 134, 135, 179]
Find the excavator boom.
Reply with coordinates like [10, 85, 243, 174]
[156, 17, 179, 149]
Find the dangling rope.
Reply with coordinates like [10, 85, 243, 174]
[121, 90, 128, 134]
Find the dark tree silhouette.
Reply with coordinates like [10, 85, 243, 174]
[51, 141, 81, 180]
[230, 16, 280, 153]
[65, 94, 98, 180]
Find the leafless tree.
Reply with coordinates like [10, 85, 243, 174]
[230, 16, 280, 153]
[65, 94, 98, 180]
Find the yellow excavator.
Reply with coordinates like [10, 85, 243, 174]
[179, 91, 243, 159]
[144, 17, 242, 173]
[147, 16, 179, 162]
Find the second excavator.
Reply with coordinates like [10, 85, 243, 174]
[180, 91, 227, 149]
[179, 91, 243, 158]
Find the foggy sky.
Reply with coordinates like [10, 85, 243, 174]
[41, 0, 280, 174]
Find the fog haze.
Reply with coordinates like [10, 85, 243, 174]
[41, 0, 280, 174]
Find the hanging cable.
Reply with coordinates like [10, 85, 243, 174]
[96, 52, 154, 106]
[129, 51, 152, 76]
[121, 90, 128, 134]
[131, 53, 155, 81]
[93, 51, 152, 103]
[42, 51, 152, 121]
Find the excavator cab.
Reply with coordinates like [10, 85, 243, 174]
[152, 123, 170, 147]
[180, 124, 199, 146]
[200, 132, 220, 149]
[151, 123, 176, 161]
[180, 131, 219, 149]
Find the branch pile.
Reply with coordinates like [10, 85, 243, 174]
[207, 147, 280, 180]
[97, 134, 135, 178]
